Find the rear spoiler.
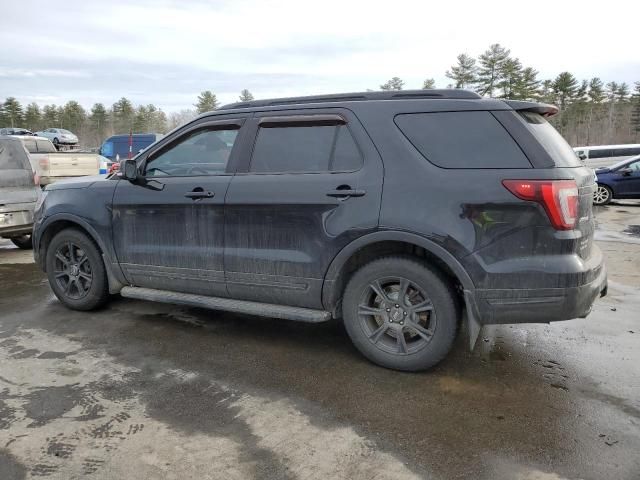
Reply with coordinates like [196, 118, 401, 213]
[504, 100, 559, 118]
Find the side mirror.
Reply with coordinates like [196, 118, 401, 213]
[122, 159, 138, 181]
[577, 152, 587, 161]
[619, 167, 633, 176]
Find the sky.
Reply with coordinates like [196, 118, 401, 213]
[1, 0, 639, 112]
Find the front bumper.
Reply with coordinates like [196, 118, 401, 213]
[467, 251, 608, 325]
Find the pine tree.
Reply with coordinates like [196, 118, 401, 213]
[514, 67, 541, 101]
[631, 82, 640, 139]
[195, 91, 219, 113]
[380, 77, 404, 91]
[24, 103, 42, 131]
[61, 101, 86, 132]
[422, 78, 436, 89]
[239, 89, 254, 102]
[552, 72, 579, 111]
[476, 44, 511, 97]
[616, 83, 630, 102]
[588, 78, 606, 103]
[42, 105, 59, 127]
[88, 103, 108, 143]
[112, 97, 134, 133]
[2, 97, 24, 127]
[133, 105, 149, 133]
[497, 57, 522, 99]
[445, 54, 476, 89]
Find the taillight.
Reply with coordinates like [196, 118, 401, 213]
[34, 173, 40, 186]
[502, 179, 579, 230]
[39, 155, 49, 168]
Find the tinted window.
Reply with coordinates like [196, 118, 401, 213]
[36, 140, 57, 153]
[589, 149, 613, 159]
[395, 111, 531, 169]
[250, 124, 362, 173]
[611, 147, 640, 157]
[0, 140, 30, 171]
[515, 112, 582, 167]
[145, 128, 238, 177]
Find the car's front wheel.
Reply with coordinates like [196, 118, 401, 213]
[593, 184, 612, 206]
[45, 229, 109, 311]
[342, 256, 459, 371]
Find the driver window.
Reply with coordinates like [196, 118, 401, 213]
[145, 127, 238, 177]
[629, 161, 640, 172]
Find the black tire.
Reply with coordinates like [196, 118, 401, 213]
[593, 184, 612, 206]
[342, 256, 459, 371]
[10, 235, 33, 250]
[45, 228, 109, 311]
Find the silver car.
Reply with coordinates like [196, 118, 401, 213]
[34, 128, 79, 147]
[0, 137, 40, 249]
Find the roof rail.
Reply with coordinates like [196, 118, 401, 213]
[219, 89, 481, 110]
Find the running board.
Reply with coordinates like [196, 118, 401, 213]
[120, 287, 332, 323]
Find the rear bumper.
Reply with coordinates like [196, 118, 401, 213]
[468, 250, 608, 325]
[0, 203, 34, 238]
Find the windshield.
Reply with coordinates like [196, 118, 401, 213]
[604, 155, 640, 170]
[516, 111, 582, 167]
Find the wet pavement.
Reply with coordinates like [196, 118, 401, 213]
[0, 202, 639, 480]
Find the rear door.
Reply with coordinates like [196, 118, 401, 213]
[112, 115, 248, 296]
[224, 108, 383, 308]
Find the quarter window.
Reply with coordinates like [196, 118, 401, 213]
[249, 124, 362, 173]
[145, 128, 238, 177]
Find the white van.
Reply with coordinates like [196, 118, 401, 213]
[573, 144, 640, 168]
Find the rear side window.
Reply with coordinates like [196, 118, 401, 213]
[36, 140, 56, 153]
[516, 112, 581, 167]
[22, 139, 37, 153]
[249, 124, 362, 173]
[395, 111, 531, 169]
[0, 140, 30, 170]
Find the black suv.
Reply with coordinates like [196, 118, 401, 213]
[33, 90, 607, 371]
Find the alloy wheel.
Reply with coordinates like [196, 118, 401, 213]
[357, 276, 437, 355]
[52, 241, 93, 300]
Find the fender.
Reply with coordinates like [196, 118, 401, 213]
[321, 230, 481, 348]
[36, 213, 127, 293]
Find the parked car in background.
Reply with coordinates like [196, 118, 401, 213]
[0, 127, 36, 136]
[0, 136, 39, 249]
[35, 128, 79, 147]
[14, 135, 106, 186]
[33, 90, 606, 371]
[574, 144, 640, 168]
[99, 133, 163, 162]
[593, 155, 640, 205]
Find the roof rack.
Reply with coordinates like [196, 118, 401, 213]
[219, 89, 481, 110]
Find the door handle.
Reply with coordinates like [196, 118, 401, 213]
[326, 188, 366, 198]
[184, 191, 214, 199]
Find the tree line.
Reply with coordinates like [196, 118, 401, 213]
[0, 89, 254, 148]
[379, 44, 640, 146]
[1, 43, 639, 147]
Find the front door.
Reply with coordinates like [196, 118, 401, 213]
[224, 109, 383, 308]
[614, 159, 640, 196]
[112, 117, 247, 296]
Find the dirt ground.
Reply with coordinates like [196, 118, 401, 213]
[0, 201, 639, 480]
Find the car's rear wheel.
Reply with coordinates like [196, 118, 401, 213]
[342, 256, 458, 371]
[45, 229, 109, 311]
[593, 184, 612, 206]
[10, 234, 33, 250]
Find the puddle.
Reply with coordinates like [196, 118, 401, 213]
[623, 225, 640, 238]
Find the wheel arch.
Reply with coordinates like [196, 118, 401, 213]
[322, 231, 474, 315]
[37, 214, 126, 294]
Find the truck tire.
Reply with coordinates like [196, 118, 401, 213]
[45, 229, 109, 311]
[10, 235, 33, 250]
[342, 256, 459, 371]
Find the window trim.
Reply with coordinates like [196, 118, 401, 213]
[139, 118, 245, 177]
[244, 117, 364, 175]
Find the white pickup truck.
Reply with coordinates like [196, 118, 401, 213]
[14, 136, 107, 186]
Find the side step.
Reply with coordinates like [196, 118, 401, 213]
[120, 287, 332, 323]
